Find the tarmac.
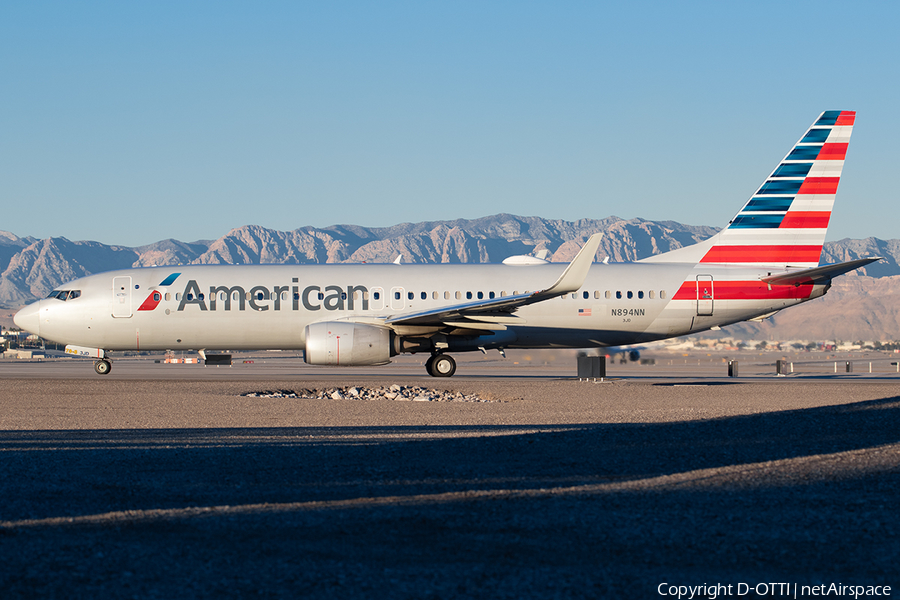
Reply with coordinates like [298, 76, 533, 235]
[0, 352, 897, 598]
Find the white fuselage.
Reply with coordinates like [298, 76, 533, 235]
[18, 261, 824, 353]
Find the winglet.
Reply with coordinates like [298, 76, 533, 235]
[533, 233, 602, 299]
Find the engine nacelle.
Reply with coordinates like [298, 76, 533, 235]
[304, 321, 392, 366]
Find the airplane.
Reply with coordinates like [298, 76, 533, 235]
[14, 110, 880, 377]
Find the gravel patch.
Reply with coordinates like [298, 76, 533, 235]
[241, 384, 501, 403]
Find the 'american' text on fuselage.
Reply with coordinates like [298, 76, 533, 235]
[177, 280, 369, 312]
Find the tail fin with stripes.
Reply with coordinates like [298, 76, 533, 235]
[644, 111, 854, 268]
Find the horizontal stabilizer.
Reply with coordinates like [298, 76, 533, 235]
[761, 257, 881, 286]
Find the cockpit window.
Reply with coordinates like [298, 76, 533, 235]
[46, 290, 81, 301]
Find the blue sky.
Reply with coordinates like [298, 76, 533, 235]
[2, 1, 898, 246]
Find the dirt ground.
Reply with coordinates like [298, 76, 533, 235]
[0, 361, 897, 599]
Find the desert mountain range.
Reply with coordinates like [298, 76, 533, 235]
[1, 214, 897, 340]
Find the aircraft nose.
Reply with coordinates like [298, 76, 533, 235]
[13, 302, 41, 337]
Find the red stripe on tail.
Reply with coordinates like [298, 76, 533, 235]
[817, 143, 848, 160]
[779, 212, 831, 229]
[835, 111, 856, 126]
[797, 177, 840, 195]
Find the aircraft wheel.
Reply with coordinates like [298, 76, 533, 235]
[425, 355, 436, 376]
[430, 354, 456, 378]
[94, 359, 112, 375]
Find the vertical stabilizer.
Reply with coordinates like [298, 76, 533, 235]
[644, 111, 854, 267]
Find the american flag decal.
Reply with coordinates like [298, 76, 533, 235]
[578, 308, 591, 316]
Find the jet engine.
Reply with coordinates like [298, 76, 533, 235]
[304, 321, 392, 366]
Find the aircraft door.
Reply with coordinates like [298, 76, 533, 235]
[112, 276, 133, 318]
[696, 275, 714, 316]
[370, 287, 384, 311]
[390, 287, 405, 311]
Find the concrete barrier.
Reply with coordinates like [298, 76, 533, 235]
[577, 356, 605, 379]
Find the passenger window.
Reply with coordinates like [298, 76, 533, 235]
[466, 292, 472, 300]
[638, 291, 644, 299]
[616, 291, 622, 299]
[649, 290, 655, 299]
[153, 292, 161, 302]
[605, 291, 611, 299]
[165, 293, 171, 301]
[433, 291, 438, 300]
[500, 291, 506, 297]
[477, 291, 484, 300]
[421, 291, 427, 300]
[489, 291, 495, 299]
[363, 291, 369, 300]
[318, 292, 324, 301]
[627, 291, 633, 299]
[374, 291, 381, 300]
[583, 291, 589, 299]
[176, 293, 182, 301]
[594, 291, 600, 299]
[341, 292, 347, 300]
[444, 291, 450, 300]
[408, 291, 414, 300]
[187, 294, 194, 301]
[571, 293, 577, 299]
[455, 291, 461, 300]
[394, 291, 401, 300]
[660, 290, 666, 299]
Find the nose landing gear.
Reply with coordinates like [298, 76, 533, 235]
[425, 353, 456, 377]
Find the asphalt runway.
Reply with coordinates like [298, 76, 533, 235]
[0, 355, 898, 598]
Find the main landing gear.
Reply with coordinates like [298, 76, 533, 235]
[94, 359, 112, 375]
[425, 353, 456, 378]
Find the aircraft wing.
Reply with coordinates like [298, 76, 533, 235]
[761, 257, 881, 286]
[385, 234, 603, 328]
